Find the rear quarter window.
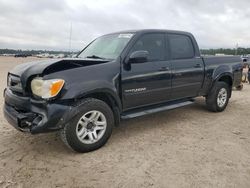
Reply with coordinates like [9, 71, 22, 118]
[169, 34, 194, 59]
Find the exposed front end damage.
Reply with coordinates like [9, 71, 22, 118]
[3, 88, 73, 134]
[3, 58, 120, 134]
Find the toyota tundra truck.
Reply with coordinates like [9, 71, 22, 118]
[3, 29, 243, 152]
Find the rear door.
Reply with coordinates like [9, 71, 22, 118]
[121, 33, 172, 110]
[168, 34, 204, 100]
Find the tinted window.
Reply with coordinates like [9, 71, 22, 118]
[169, 34, 194, 59]
[130, 33, 165, 61]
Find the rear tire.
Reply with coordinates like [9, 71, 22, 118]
[206, 82, 230, 112]
[60, 98, 114, 153]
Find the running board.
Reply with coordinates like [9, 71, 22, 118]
[121, 100, 194, 119]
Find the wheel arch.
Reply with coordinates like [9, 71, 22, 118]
[212, 64, 233, 85]
[213, 73, 233, 98]
[217, 74, 233, 86]
[77, 90, 122, 126]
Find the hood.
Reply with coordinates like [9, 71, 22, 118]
[10, 59, 59, 76]
[9, 58, 110, 88]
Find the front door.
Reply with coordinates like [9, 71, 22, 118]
[121, 33, 172, 110]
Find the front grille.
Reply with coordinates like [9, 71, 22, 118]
[8, 74, 24, 96]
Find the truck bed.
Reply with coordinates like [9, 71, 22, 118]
[201, 55, 243, 92]
[202, 55, 242, 67]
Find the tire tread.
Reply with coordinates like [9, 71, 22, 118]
[60, 98, 114, 153]
[206, 81, 230, 112]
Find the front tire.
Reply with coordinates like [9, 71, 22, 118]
[206, 82, 230, 112]
[60, 98, 114, 153]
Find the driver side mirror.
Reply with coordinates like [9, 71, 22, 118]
[127, 50, 149, 64]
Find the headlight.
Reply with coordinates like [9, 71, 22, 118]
[31, 77, 65, 99]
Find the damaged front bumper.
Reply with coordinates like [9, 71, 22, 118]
[3, 88, 73, 134]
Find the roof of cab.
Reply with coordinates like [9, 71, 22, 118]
[109, 29, 192, 36]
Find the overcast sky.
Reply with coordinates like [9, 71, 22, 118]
[0, 0, 250, 51]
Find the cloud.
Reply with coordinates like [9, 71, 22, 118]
[0, 0, 249, 50]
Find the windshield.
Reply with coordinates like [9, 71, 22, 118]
[77, 33, 134, 60]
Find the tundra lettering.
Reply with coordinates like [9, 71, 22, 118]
[125, 88, 147, 93]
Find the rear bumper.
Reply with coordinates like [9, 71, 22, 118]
[3, 88, 72, 134]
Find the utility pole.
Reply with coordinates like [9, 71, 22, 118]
[235, 43, 238, 55]
[69, 22, 72, 54]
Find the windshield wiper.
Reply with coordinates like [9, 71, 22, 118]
[86, 55, 106, 60]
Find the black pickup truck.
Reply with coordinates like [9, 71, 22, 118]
[3, 29, 242, 152]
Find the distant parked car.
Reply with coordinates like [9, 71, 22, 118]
[36, 53, 50, 58]
[2, 54, 15, 57]
[56, 54, 65, 58]
[241, 55, 248, 62]
[48, 54, 55, 58]
[14, 54, 27, 58]
[14, 54, 32, 58]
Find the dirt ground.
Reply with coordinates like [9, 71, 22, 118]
[0, 56, 250, 188]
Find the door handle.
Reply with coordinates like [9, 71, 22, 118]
[194, 63, 201, 68]
[158, 67, 170, 71]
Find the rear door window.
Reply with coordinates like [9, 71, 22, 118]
[168, 34, 194, 59]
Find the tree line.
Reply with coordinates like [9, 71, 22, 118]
[200, 48, 250, 55]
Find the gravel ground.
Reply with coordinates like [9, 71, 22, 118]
[0, 57, 250, 188]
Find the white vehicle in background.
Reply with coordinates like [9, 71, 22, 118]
[56, 54, 65, 58]
[36, 53, 50, 58]
[2, 54, 15, 57]
[241, 55, 249, 62]
[36, 53, 66, 59]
